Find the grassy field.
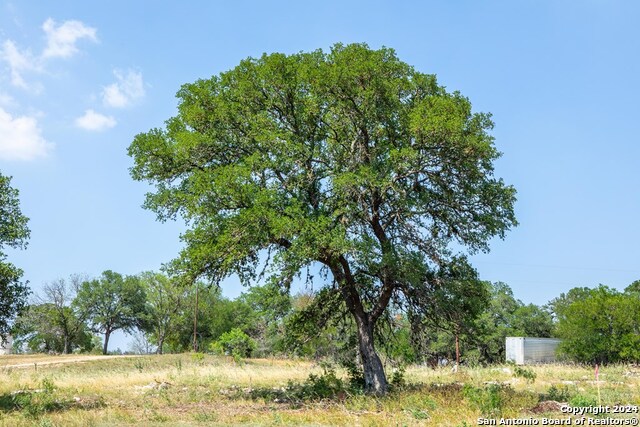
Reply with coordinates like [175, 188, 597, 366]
[1, 354, 639, 426]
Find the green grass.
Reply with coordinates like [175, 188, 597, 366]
[0, 354, 639, 426]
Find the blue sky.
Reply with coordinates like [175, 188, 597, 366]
[1, 0, 639, 323]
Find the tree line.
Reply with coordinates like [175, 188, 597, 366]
[10, 271, 640, 367]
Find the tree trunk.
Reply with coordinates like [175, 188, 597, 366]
[103, 330, 111, 355]
[63, 335, 70, 354]
[157, 336, 164, 355]
[355, 314, 388, 395]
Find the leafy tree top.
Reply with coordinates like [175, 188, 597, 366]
[129, 43, 516, 286]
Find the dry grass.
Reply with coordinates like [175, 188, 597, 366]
[0, 354, 639, 426]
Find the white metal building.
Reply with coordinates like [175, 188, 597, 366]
[0, 335, 13, 355]
[505, 337, 561, 365]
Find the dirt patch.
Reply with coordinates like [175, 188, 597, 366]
[0, 354, 140, 369]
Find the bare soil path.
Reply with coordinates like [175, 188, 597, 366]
[0, 354, 140, 369]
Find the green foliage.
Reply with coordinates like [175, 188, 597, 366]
[544, 385, 572, 402]
[342, 359, 366, 390]
[569, 394, 597, 407]
[0, 173, 30, 338]
[390, 365, 407, 388]
[298, 367, 346, 400]
[138, 271, 189, 354]
[462, 383, 507, 417]
[215, 328, 256, 359]
[409, 281, 554, 365]
[73, 271, 147, 354]
[191, 352, 205, 363]
[240, 366, 349, 403]
[0, 378, 70, 418]
[12, 303, 94, 353]
[13, 276, 94, 354]
[238, 283, 292, 356]
[128, 43, 517, 393]
[553, 284, 640, 364]
[513, 366, 536, 383]
[164, 284, 256, 353]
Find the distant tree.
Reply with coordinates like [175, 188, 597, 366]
[553, 285, 640, 364]
[407, 259, 490, 365]
[40, 276, 90, 354]
[0, 173, 30, 339]
[238, 283, 291, 355]
[469, 282, 554, 363]
[139, 271, 188, 354]
[162, 284, 255, 352]
[74, 271, 147, 355]
[128, 43, 517, 394]
[12, 302, 94, 353]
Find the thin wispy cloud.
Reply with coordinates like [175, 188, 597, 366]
[41, 18, 97, 59]
[0, 18, 97, 91]
[75, 109, 116, 131]
[0, 40, 40, 90]
[0, 107, 53, 161]
[102, 69, 145, 108]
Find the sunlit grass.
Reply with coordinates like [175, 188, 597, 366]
[0, 354, 639, 426]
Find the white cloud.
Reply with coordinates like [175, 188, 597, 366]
[41, 18, 97, 59]
[75, 109, 116, 131]
[0, 18, 96, 90]
[0, 107, 53, 161]
[0, 40, 40, 89]
[102, 69, 145, 108]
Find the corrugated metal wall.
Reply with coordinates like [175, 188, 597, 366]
[506, 337, 561, 364]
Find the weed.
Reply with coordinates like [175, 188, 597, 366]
[38, 418, 54, 427]
[342, 360, 365, 390]
[513, 366, 536, 383]
[463, 383, 507, 417]
[391, 365, 407, 389]
[193, 411, 218, 422]
[133, 358, 147, 373]
[409, 408, 429, 419]
[3, 385, 70, 418]
[191, 352, 205, 364]
[545, 384, 572, 402]
[569, 394, 597, 407]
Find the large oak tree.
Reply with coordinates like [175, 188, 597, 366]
[128, 43, 517, 394]
[0, 173, 30, 340]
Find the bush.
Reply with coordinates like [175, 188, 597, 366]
[513, 366, 536, 383]
[214, 328, 256, 359]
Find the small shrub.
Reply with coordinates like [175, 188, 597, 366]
[569, 394, 597, 407]
[191, 352, 205, 364]
[513, 366, 536, 383]
[134, 359, 147, 373]
[545, 385, 572, 402]
[391, 366, 407, 389]
[214, 329, 256, 360]
[299, 367, 345, 400]
[6, 380, 71, 419]
[463, 383, 507, 417]
[341, 360, 365, 390]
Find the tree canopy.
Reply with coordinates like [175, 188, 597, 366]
[552, 284, 640, 364]
[0, 173, 30, 339]
[74, 270, 147, 355]
[128, 43, 517, 394]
